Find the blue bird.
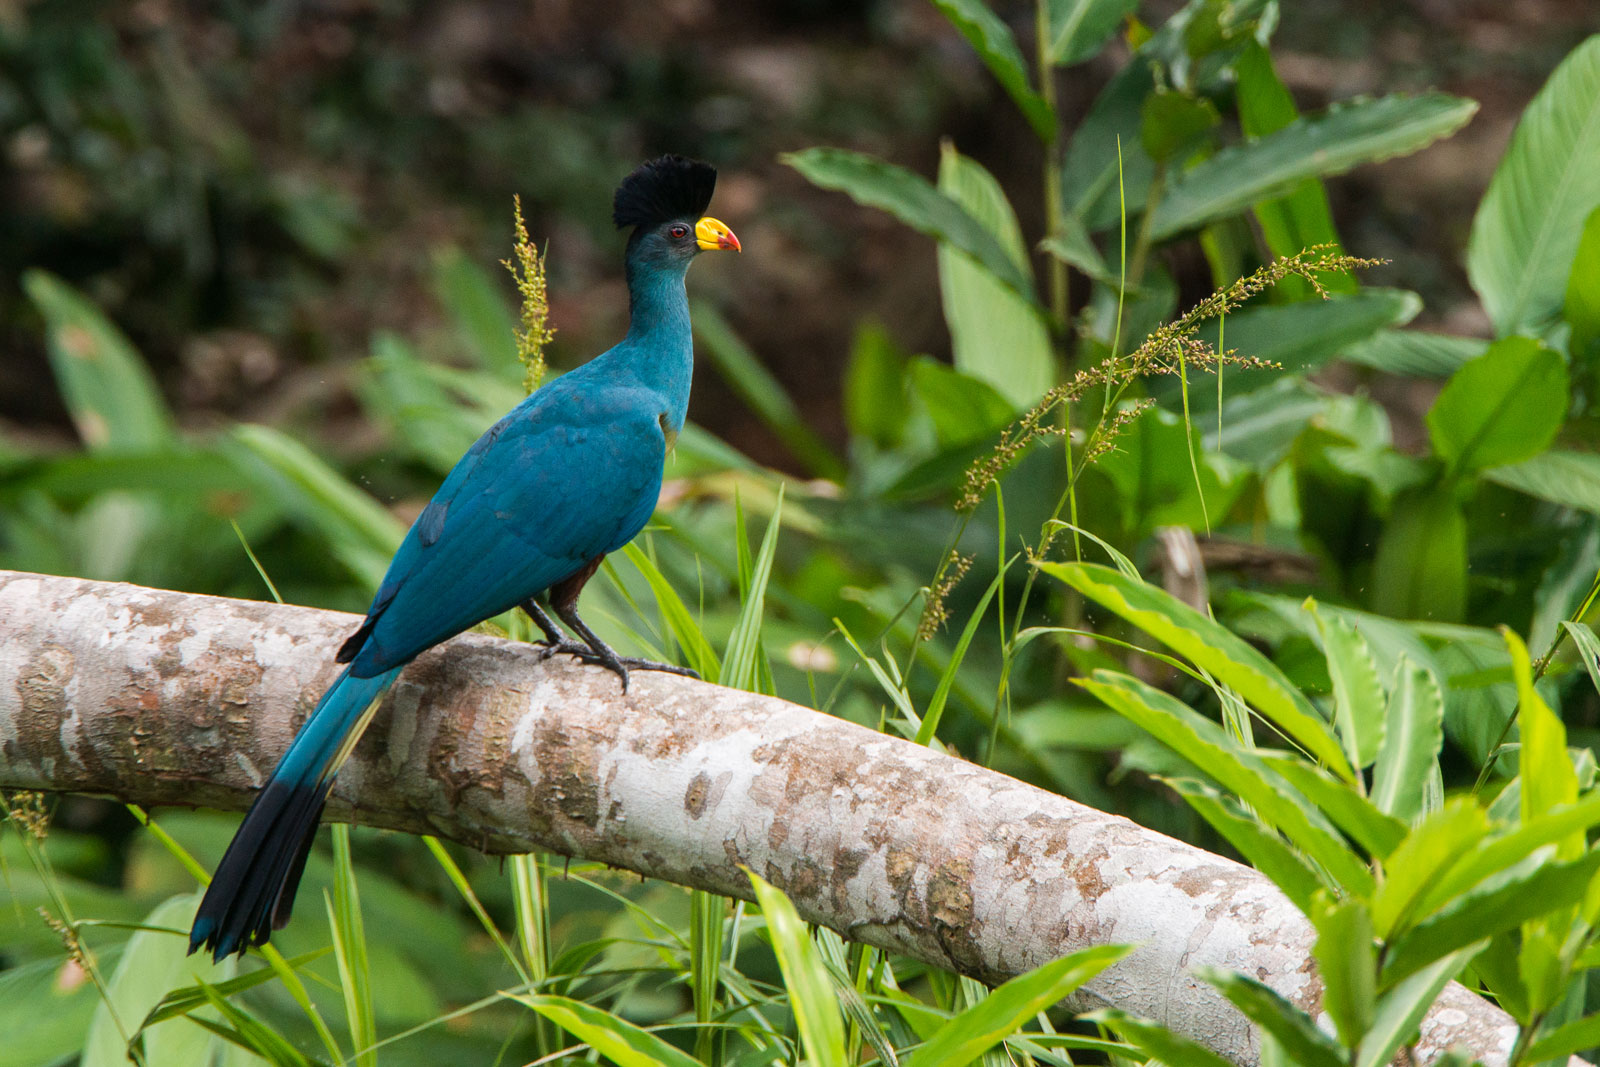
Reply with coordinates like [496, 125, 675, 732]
[190, 156, 740, 961]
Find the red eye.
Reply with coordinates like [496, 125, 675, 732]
[669, 224, 689, 239]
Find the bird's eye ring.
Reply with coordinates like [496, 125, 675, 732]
[668, 224, 689, 239]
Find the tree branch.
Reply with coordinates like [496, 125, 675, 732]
[0, 570, 1546, 1066]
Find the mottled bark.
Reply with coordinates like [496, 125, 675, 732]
[0, 570, 1549, 1066]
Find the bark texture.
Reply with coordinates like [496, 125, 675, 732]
[0, 570, 1548, 1065]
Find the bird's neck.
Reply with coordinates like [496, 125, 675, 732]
[618, 261, 694, 429]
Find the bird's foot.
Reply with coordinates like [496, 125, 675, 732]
[539, 641, 700, 690]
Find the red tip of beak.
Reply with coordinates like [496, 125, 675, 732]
[721, 231, 742, 252]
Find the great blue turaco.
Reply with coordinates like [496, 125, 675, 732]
[190, 156, 740, 961]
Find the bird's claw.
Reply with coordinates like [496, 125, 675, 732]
[537, 641, 699, 690]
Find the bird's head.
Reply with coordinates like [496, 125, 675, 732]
[614, 155, 740, 273]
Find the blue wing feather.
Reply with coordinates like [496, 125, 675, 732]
[345, 372, 668, 676]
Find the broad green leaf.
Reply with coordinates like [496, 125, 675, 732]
[1488, 449, 1600, 515]
[1356, 945, 1484, 1067]
[1467, 36, 1600, 336]
[936, 143, 1053, 408]
[513, 994, 702, 1067]
[1508, 629, 1581, 856]
[1167, 778, 1326, 913]
[1527, 1009, 1600, 1062]
[1140, 88, 1220, 164]
[1060, 57, 1158, 229]
[1080, 1008, 1234, 1067]
[0, 953, 116, 1067]
[1308, 599, 1387, 769]
[910, 358, 1017, 446]
[430, 246, 521, 381]
[1370, 798, 1491, 938]
[85, 892, 236, 1067]
[904, 945, 1130, 1067]
[1426, 337, 1568, 474]
[1234, 42, 1353, 297]
[1039, 209, 1115, 284]
[1262, 756, 1407, 860]
[1150, 94, 1477, 239]
[1371, 485, 1466, 622]
[1077, 671, 1370, 894]
[1047, 0, 1139, 65]
[1341, 329, 1487, 378]
[1197, 967, 1344, 1067]
[1381, 851, 1600, 985]
[1568, 205, 1600, 357]
[1045, 562, 1354, 781]
[784, 147, 1038, 300]
[844, 320, 910, 448]
[748, 870, 848, 1067]
[1094, 406, 1243, 537]
[694, 302, 845, 479]
[930, 0, 1056, 140]
[1310, 894, 1376, 1047]
[1370, 658, 1445, 822]
[224, 423, 404, 586]
[24, 269, 177, 452]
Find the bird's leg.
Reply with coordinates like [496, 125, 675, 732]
[546, 557, 701, 691]
[519, 597, 570, 648]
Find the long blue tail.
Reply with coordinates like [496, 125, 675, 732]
[190, 665, 402, 960]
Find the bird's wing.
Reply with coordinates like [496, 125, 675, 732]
[343, 383, 667, 675]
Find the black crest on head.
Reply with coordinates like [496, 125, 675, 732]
[613, 155, 717, 231]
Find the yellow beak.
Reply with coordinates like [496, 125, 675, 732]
[695, 216, 741, 252]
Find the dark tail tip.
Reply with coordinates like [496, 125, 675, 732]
[189, 779, 331, 962]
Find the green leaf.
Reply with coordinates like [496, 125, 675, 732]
[919, 561, 1011, 746]
[1567, 205, 1600, 357]
[1341, 329, 1488, 378]
[693, 301, 846, 479]
[224, 423, 404, 586]
[1077, 671, 1370, 894]
[1371, 485, 1466, 622]
[844, 320, 910, 448]
[784, 147, 1038, 301]
[513, 994, 702, 1067]
[1308, 599, 1387, 769]
[1161, 289, 1420, 398]
[326, 825, 375, 1067]
[1080, 1008, 1234, 1067]
[1262, 756, 1408, 860]
[1044, 562, 1354, 781]
[1564, 622, 1600, 698]
[1507, 629, 1581, 856]
[1151, 93, 1477, 239]
[905, 945, 1130, 1067]
[1467, 36, 1600, 336]
[1234, 42, 1353, 297]
[1197, 967, 1345, 1067]
[1310, 894, 1376, 1047]
[192, 982, 322, 1067]
[1527, 1009, 1600, 1062]
[1166, 778, 1326, 914]
[723, 488, 783, 691]
[1370, 657, 1445, 822]
[1140, 89, 1220, 164]
[910, 358, 1017, 447]
[1356, 945, 1484, 1067]
[431, 246, 521, 381]
[1488, 449, 1600, 515]
[929, 0, 1056, 140]
[1046, 0, 1138, 65]
[85, 893, 236, 1067]
[936, 143, 1053, 408]
[747, 870, 848, 1067]
[24, 269, 177, 452]
[1060, 57, 1157, 229]
[1426, 337, 1568, 475]
[1370, 799, 1492, 938]
[621, 543, 722, 682]
[1095, 406, 1243, 537]
[1039, 209, 1115, 284]
[1413, 794, 1600, 923]
[1381, 850, 1600, 985]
